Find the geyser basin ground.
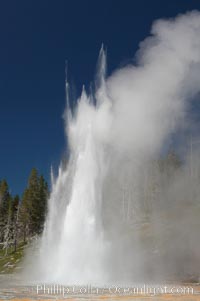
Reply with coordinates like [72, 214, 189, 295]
[0, 282, 200, 300]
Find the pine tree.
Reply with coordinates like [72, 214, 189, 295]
[12, 195, 20, 252]
[27, 168, 40, 235]
[3, 195, 13, 255]
[20, 189, 31, 242]
[38, 175, 48, 233]
[0, 180, 10, 243]
[19, 168, 48, 239]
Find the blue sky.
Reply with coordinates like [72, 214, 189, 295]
[1, 0, 200, 195]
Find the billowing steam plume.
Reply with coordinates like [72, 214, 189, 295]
[23, 11, 200, 285]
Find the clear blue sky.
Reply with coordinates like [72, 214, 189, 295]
[0, 0, 200, 195]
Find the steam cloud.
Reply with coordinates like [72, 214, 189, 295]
[22, 11, 200, 285]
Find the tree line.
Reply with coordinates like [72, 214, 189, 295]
[0, 168, 48, 254]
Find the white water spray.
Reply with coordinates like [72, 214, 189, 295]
[37, 48, 112, 284]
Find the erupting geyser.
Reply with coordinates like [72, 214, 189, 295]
[37, 48, 111, 284]
[24, 11, 200, 284]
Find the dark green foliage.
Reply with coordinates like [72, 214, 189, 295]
[19, 168, 48, 239]
[0, 168, 49, 254]
[0, 180, 10, 242]
[38, 175, 48, 232]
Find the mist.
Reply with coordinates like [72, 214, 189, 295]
[22, 10, 200, 285]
